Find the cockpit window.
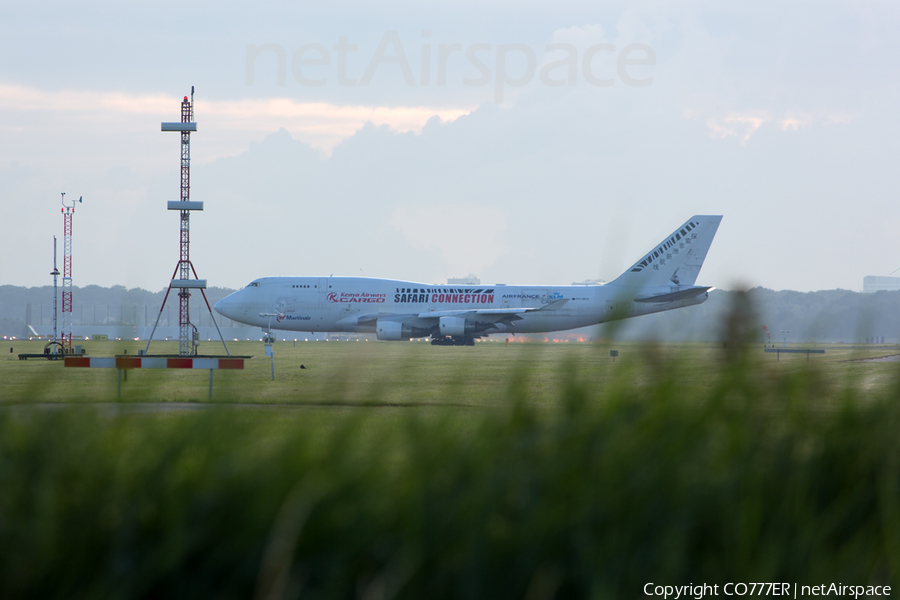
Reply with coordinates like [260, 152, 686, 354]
[246, 282, 260, 288]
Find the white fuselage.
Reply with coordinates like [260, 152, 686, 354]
[214, 215, 722, 341]
[214, 277, 708, 338]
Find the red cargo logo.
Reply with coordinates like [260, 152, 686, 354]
[328, 291, 386, 303]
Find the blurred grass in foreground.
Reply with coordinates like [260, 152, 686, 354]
[2, 346, 900, 599]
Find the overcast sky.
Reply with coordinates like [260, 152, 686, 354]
[2, 1, 897, 292]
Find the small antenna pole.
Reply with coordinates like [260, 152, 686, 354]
[51, 235, 60, 352]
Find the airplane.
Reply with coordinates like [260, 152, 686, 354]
[214, 215, 722, 346]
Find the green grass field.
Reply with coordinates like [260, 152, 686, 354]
[3, 332, 900, 597]
[4, 338, 900, 406]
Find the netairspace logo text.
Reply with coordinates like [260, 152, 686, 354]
[644, 583, 892, 600]
[246, 30, 656, 103]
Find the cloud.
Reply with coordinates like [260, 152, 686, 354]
[0, 84, 172, 115]
[705, 113, 768, 143]
[389, 204, 510, 277]
[549, 24, 610, 47]
[200, 97, 474, 154]
[0, 83, 475, 157]
[778, 116, 812, 132]
[701, 110, 862, 143]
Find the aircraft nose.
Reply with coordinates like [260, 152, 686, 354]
[214, 295, 235, 319]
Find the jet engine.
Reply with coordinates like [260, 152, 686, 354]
[376, 320, 431, 341]
[439, 316, 492, 336]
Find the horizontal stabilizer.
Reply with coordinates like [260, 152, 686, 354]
[634, 286, 712, 303]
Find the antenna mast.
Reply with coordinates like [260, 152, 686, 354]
[60, 193, 80, 354]
[147, 88, 230, 357]
[51, 235, 59, 352]
[176, 93, 194, 356]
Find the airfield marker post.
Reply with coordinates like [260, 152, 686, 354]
[67, 356, 245, 400]
[765, 348, 824, 362]
[261, 313, 278, 381]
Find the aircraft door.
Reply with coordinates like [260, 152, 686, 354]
[317, 278, 329, 304]
[520, 288, 548, 307]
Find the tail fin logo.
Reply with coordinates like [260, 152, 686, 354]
[630, 221, 699, 273]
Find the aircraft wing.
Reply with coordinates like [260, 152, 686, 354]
[633, 286, 713, 303]
[416, 298, 569, 319]
[355, 312, 409, 325]
[353, 299, 569, 325]
[356, 308, 530, 325]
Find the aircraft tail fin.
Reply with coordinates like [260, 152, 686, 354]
[610, 215, 722, 287]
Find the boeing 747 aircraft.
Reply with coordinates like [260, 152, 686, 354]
[215, 215, 722, 345]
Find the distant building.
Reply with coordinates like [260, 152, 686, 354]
[863, 276, 900, 293]
[447, 275, 480, 285]
[572, 279, 606, 285]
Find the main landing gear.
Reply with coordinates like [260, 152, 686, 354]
[430, 336, 476, 346]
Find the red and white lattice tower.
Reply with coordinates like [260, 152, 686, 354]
[60, 193, 80, 354]
[146, 87, 230, 358]
[160, 92, 203, 355]
[175, 93, 194, 356]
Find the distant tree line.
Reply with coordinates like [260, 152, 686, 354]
[600, 287, 900, 344]
[0, 285, 242, 337]
[2, 284, 899, 343]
